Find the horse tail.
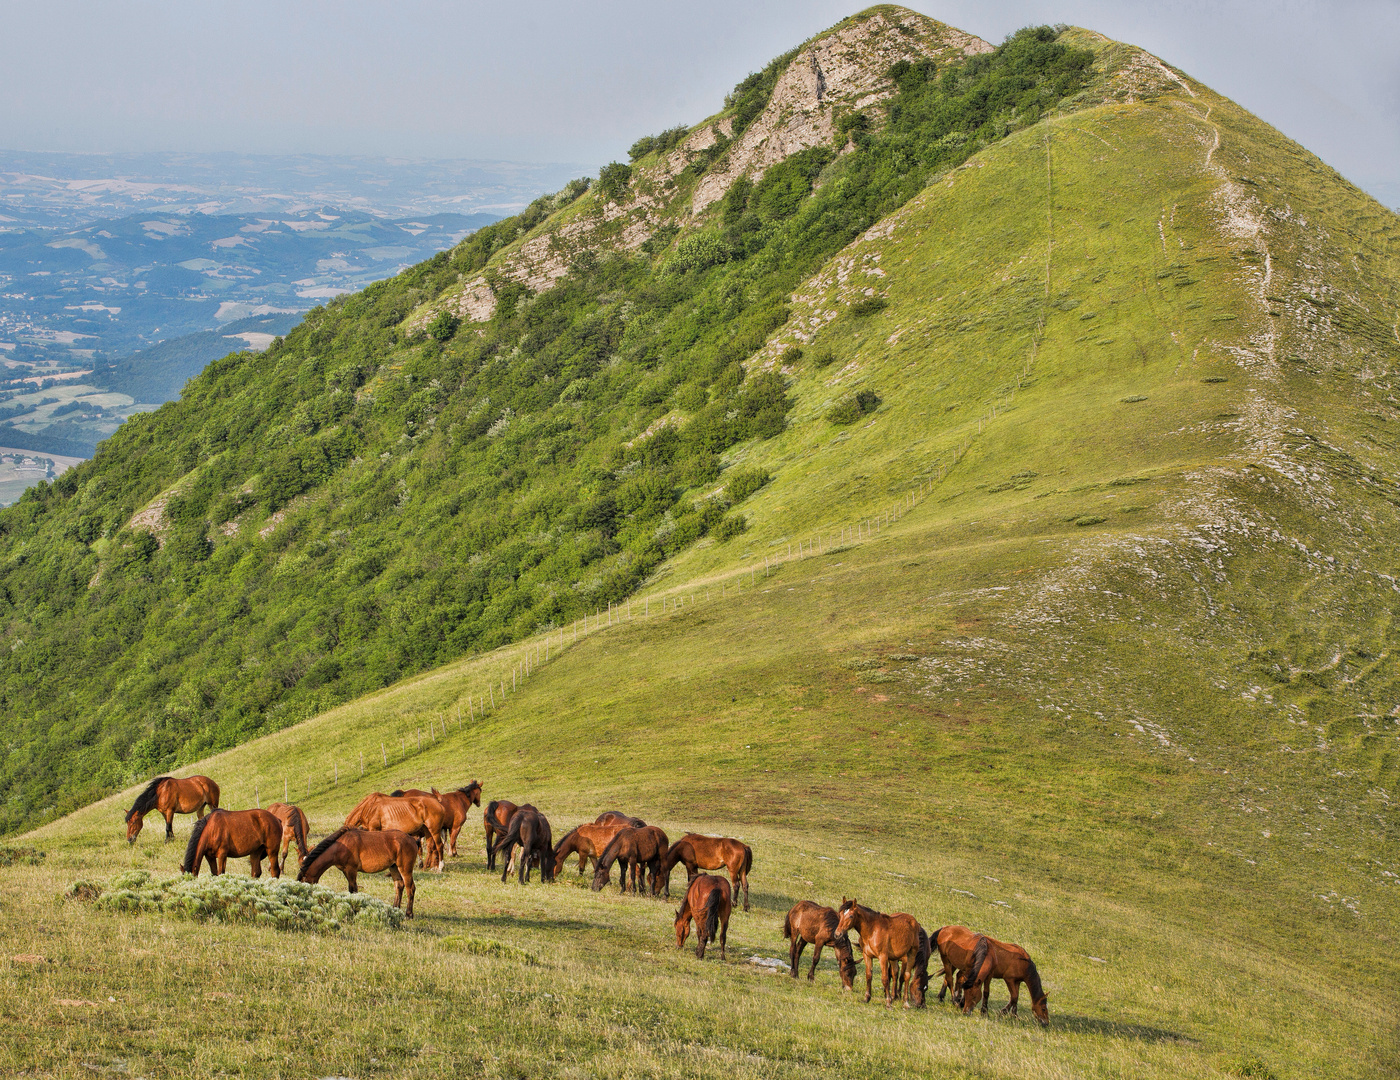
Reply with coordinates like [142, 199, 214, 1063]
[959, 936, 990, 991]
[931, 926, 947, 960]
[492, 813, 523, 853]
[485, 801, 504, 831]
[741, 844, 753, 878]
[299, 827, 350, 881]
[390, 789, 406, 797]
[782, 909, 793, 940]
[126, 776, 169, 822]
[703, 887, 722, 944]
[290, 810, 309, 860]
[182, 813, 211, 873]
[915, 926, 932, 994]
[206, 779, 220, 809]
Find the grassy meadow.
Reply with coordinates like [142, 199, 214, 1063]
[5, 34, 1400, 1080]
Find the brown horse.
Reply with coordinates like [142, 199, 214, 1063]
[492, 805, 554, 885]
[931, 924, 982, 1005]
[958, 935, 1050, 1026]
[344, 792, 445, 870]
[663, 834, 753, 911]
[553, 822, 630, 878]
[391, 782, 482, 856]
[298, 827, 419, 918]
[595, 810, 646, 828]
[265, 802, 310, 868]
[836, 898, 927, 1008]
[125, 775, 220, 843]
[674, 874, 731, 960]
[483, 800, 519, 870]
[591, 826, 670, 895]
[181, 809, 284, 878]
[783, 901, 858, 989]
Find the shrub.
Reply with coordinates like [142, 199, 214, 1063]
[427, 310, 461, 342]
[67, 869, 404, 931]
[826, 389, 881, 425]
[849, 296, 888, 317]
[667, 231, 728, 274]
[779, 345, 803, 364]
[628, 126, 690, 162]
[0, 845, 44, 867]
[597, 162, 633, 203]
[725, 465, 770, 503]
[810, 348, 838, 368]
[714, 514, 747, 541]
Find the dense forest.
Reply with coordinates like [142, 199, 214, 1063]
[0, 25, 1093, 831]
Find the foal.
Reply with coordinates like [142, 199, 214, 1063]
[836, 898, 927, 1008]
[783, 901, 858, 988]
[674, 874, 731, 960]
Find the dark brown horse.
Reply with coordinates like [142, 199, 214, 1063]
[391, 782, 482, 857]
[125, 775, 220, 843]
[595, 810, 646, 828]
[181, 809, 284, 878]
[674, 874, 731, 960]
[483, 800, 519, 870]
[931, 924, 982, 1005]
[783, 901, 858, 989]
[836, 898, 927, 1008]
[343, 792, 445, 870]
[298, 827, 419, 918]
[663, 834, 753, 911]
[265, 802, 310, 867]
[591, 826, 670, 895]
[492, 805, 554, 885]
[958, 935, 1049, 1026]
[554, 821, 630, 878]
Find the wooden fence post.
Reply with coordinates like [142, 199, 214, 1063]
[284, 777, 288, 802]
[360, 750, 364, 777]
[382, 742, 387, 767]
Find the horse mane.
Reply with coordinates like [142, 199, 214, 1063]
[930, 925, 948, 961]
[125, 776, 170, 822]
[1024, 958, 1045, 1003]
[299, 827, 351, 880]
[389, 789, 406, 797]
[552, 824, 582, 857]
[456, 782, 480, 795]
[663, 838, 693, 872]
[959, 936, 990, 991]
[702, 887, 722, 944]
[595, 830, 628, 871]
[181, 812, 214, 873]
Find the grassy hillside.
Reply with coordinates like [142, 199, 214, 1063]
[4, 15, 1398, 1077]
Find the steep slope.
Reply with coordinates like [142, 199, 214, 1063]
[0, 10, 1103, 829]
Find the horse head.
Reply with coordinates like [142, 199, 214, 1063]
[835, 897, 858, 936]
[124, 809, 143, 843]
[464, 781, 482, 807]
[1032, 992, 1050, 1027]
[834, 934, 859, 989]
[674, 907, 691, 949]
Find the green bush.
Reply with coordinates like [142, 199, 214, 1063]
[849, 296, 888, 317]
[810, 348, 838, 368]
[725, 465, 771, 503]
[714, 514, 748, 542]
[667, 231, 728, 274]
[779, 345, 803, 364]
[826, 389, 881, 425]
[629, 126, 690, 162]
[427, 310, 461, 342]
[597, 162, 633, 203]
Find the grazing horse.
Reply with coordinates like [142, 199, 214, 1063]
[343, 792, 446, 870]
[553, 822, 630, 878]
[595, 810, 645, 828]
[591, 826, 670, 895]
[493, 805, 554, 885]
[124, 775, 220, 843]
[298, 827, 419, 918]
[391, 782, 482, 857]
[931, 924, 982, 1005]
[674, 874, 731, 960]
[265, 802, 310, 868]
[483, 800, 520, 870]
[181, 809, 284, 879]
[836, 898, 927, 1008]
[663, 834, 753, 911]
[958, 935, 1050, 1026]
[782, 901, 858, 989]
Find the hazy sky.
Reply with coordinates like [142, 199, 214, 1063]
[2, 1, 1396, 205]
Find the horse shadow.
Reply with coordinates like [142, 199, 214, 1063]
[1039, 1012, 1195, 1043]
[464, 912, 603, 933]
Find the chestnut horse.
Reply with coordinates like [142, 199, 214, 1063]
[391, 782, 482, 856]
[595, 810, 645, 827]
[483, 800, 519, 870]
[298, 827, 419, 918]
[181, 809, 284, 878]
[783, 901, 858, 989]
[493, 805, 554, 885]
[674, 874, 731, 960]
[591, 826, 670, 895]
[663, 834, 753, 911]
[958, 935, 1050, 1026]
[265, 802, 310, 868]
[931, 924, 982, 1005]
[553, 822, 629, 878]
[125, 775, 220, 843]
[344, 792, 445, 870]
[836, 898, 927, 1008]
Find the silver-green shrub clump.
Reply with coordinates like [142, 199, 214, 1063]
[66, 869, 403, 931]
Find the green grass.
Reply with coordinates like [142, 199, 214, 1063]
[5, 21, 1400, 1080]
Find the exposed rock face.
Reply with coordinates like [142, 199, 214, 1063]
[412, 7, 991, 331]
[691, 9, 991, 214]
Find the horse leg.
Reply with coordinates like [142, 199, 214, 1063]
[864, 955, 874, 1003]
[742, 867, 750, 913]
[485, 825, 496, 869]
[449, 822, 462, 857]
[808, 941, 823, 981]
[250, 853, 262, 878]
[980, 977, 991, 1015]
[790, 937, 804, 977]
[215, 852, 228, 876]
[389, 865, 405, 909]
[164, 809, 175, 841]
[268, 846, 281, 880]
[1001, 978, 1019, 1017]
[346, 868, 359, 893]
[880, 956, 894, 1007]
[719, 912, 728, 961]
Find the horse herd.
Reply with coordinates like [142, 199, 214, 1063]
[123, 774, 1048, 1025]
